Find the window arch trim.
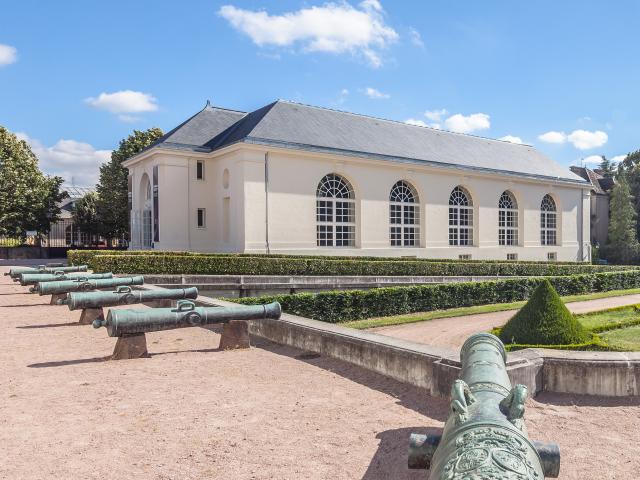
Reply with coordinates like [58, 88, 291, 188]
[499, 190, 518, 246]
[316, 173, 356, 247]
[390, 180, 420, 247]
[541, 194, 558, 246]
[448, 186, 473, 246]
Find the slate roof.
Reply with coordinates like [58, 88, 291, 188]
[137, 99, 586, 184]
[570, 166, 615, 193]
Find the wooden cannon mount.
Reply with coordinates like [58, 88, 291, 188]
[92, 300, 282, 360]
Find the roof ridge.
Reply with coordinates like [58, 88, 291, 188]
[274, 99, 533, 148]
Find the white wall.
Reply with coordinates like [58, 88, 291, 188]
[243, 148, 589, 261]
[128, 145, 590, 261]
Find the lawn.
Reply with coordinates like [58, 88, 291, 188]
[343, 287, 640, 330]
[601, 325, 640, 351]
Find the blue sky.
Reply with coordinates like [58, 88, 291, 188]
[1, 0, 639, 185]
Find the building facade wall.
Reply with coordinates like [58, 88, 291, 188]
[127, 146, 590, 261]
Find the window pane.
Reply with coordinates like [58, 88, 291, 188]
[316, 200, 333, 222]
[317, 225, 333, 246]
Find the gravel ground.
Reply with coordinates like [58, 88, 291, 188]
[1, 266, 639, 479]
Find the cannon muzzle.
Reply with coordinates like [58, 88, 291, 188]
[409, 333, 560, 478]
[64, 286, 199, 310]
[37, 276, 144, 296]
[93, 300, 282, 336]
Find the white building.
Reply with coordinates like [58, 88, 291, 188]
[125, 100, 591, 261]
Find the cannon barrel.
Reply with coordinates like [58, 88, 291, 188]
[21, 271, 112, 286]
[37, 276, 145, 296]
[408, 333, 560, 478]
[62, 286, 199, 310]
[6, 264, 86, 279]
[93, 300, 281, 336]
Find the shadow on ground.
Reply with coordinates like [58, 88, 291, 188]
[17, 322, 82, 329]
[360, 426, 440, 480]
[28, 356, 108, 368]
[533, 391, 640, 407]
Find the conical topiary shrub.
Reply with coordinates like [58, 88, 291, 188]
[499, 279, 589, 345]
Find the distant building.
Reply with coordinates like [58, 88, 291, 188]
[569, 166, 614, 246]
[124, 100, 592, 261]
[47, 185, 95, 247]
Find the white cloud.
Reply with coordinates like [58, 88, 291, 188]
[408, 27, 424, 47]
[499, 135, 523, 144]
[218, 1, 398, 67]
[364, 87, 389, 99]
[404, 118, 427, 127]
[444, 113, 490, 134]
[85, 90, 158, 122]
[538, 131, 567, 144]
[582, 155, 603, 165]
[567, 129, 608, 150]
[424, 108, 448, 122]
[612, 154, 627, 163]
[537, 129, 608, 150]
[16, 133, 110, 186]
[0, 44, 17, 66]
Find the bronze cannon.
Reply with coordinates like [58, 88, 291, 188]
[21, 271, 112, 287]
[93, 300, 282, 359]
[36, 276, 144, 305]
[59, 286, 199, 325]
[408, 333, 560, 479]
[6, 264, 86, 280]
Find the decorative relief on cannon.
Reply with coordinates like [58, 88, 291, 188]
[408, 333, 560, 479]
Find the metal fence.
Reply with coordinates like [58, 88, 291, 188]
[0, 218, 128, 257]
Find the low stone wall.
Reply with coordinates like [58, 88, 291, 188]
[139, 284, 640, 398]
[142, 274, 522, 297]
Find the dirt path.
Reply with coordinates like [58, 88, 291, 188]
[2, 266, 640, 479]
[372, 294, 640, 350]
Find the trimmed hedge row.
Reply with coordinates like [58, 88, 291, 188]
[88, 254, 631, 278]
[68, 249, 588, 269]
[229, 270, 640, 322]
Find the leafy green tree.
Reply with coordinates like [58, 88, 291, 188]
[72, 191, 100, 243]
[0, 126, 67, 241]
[604, 177, 640, 264]
[96, 128, 163, 245]
[617, 150, 640, 239]
[598, 155, 615, 177]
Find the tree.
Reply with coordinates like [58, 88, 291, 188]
[0, 126, 67, 241]
[95, 128, 163, 245]
[599, 155, 615, 177]
[616, 150, 640, 240]
[604, 177, 640, 264]
[499, 280, 589, 346]
[72, 192, 100, 244]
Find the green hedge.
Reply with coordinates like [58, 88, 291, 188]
[229, 270, 640, 322]
[88, 254, 632, 277]
[68, 249, 590, 269]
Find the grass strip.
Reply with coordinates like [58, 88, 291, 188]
[343, 287, 640, 330]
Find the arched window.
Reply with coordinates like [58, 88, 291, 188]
[498, 191, 518, 246]
[390, 180, 419, 247]
[449, 186, 473, 246]
[316, 174, 355, 247]
[541, 194, 557, 245]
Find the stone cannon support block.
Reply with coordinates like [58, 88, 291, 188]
[79, 308, 104, 325]
[50, 293, 66, 305]
[219, 320, 250, 350]
[111, 333, 149, 360]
